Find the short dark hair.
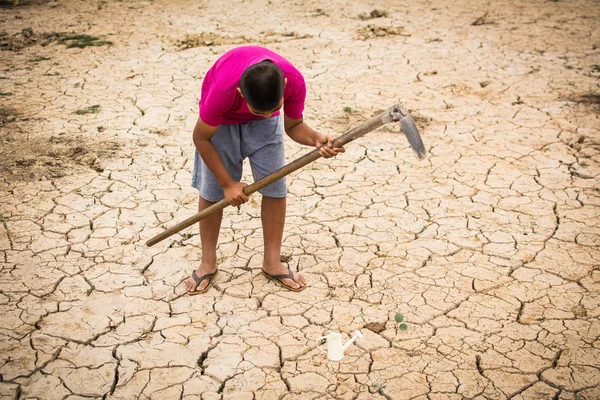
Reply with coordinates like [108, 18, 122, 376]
[240, 60, 285, 112]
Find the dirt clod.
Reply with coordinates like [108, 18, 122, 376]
[569, 93, 600, 113]
[573, 305, 587, 318]
[357, 25, 405, 40]
[0, 106, 18, 125]
[0, 27, 60, 50]
[364, 322, 386, 333]
[359, 9, 389, 20]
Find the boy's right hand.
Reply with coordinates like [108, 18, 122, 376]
[224, 181, 249, 206]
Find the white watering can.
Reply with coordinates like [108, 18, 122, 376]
[316, 330, 363, 361]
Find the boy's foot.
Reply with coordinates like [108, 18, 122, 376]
[185, 261, 217, 294]
[262, 262, 306, 291]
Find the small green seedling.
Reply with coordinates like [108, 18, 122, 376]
[395, 312, 408, 331]
[58, 34, 112, 49]
[75, 105, 101, 115]
[343, 106, 352, 113]
[371, 383, 385, 394]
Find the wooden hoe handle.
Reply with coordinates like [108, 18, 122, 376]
[146, 104, 406, 247]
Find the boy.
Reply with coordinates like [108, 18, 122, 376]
[185, 46, 344, 295]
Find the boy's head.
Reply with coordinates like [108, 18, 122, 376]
[239, 60, 285, 115]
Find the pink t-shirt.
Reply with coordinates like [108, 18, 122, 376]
[199, 46, 306, 126]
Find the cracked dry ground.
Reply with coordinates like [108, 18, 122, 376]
[0, 0, 599, 399]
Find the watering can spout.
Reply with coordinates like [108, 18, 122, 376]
[342, 330, 363, 352]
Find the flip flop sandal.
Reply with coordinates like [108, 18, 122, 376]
[262, 267, 305, 292]
[187, 270, 217, 295]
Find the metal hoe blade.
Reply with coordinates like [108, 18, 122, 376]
[383, 104, 427, 160]
[401, 114, 427, 160]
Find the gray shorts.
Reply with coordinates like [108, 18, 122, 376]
[192, 115, 286, 202]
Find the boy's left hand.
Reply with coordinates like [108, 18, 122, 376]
[317, 134, 345, 158]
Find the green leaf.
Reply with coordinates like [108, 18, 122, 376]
[399, 323, 408, 331]
[394, 313, 404, 323]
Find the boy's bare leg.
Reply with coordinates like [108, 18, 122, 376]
[185, 196, 221, 293]
[261, 196, 306, 290]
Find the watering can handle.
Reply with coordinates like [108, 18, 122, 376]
[316, 336, 328, 353]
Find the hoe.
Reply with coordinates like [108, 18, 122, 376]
[146, 103, 427, 247]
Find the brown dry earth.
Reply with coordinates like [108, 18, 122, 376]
[1, 0, 599, 399]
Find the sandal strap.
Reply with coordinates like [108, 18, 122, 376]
[264, 267, 295, 281]
[192, 270, 216, 286]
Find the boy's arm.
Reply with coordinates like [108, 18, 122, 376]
[193, 117, 249, 206]
[284, 116, 344, 158]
